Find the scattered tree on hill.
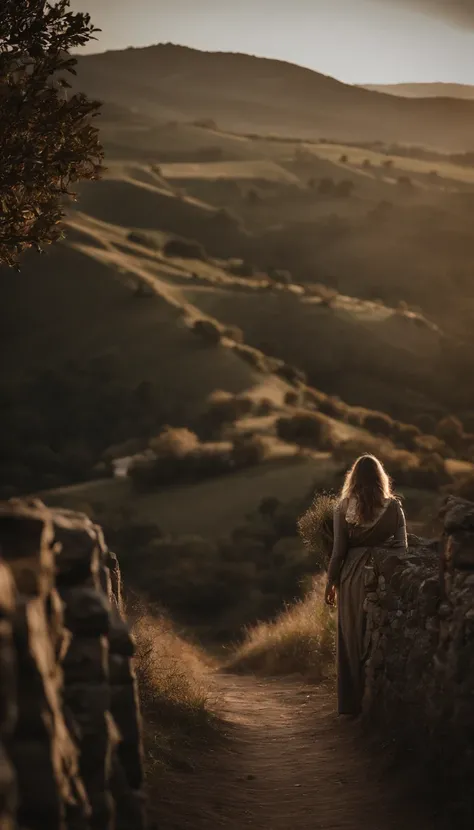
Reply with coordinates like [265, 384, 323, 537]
[0, 0, 104, 268]
[339, 154, 348, 164]
[362, 159, 372, 169]
[336, 179, 355, 198]
[318, 177, 335, 196]
[383, 159, 394, 169]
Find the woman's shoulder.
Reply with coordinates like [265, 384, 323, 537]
[390, 495, 404, 512]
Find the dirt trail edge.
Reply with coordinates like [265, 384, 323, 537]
[151, 673, 443, 830]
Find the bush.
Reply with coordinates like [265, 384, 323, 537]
[435, 416, 465, 450]
[231, 435, 268, 468]
[149, 427, 200, 458]
[415, 434, 449, 457]
[129, 433, 234, 492]
[233, 344, 268, 373]
[269, 268, 293, 285]
[340, 154, 348, 163]
[360, 411, 394, 437]
[228, 578, 335, 681]
[276, 363, 307, 385]
[284, 390, 300, 407]
[336, 180, 355, 198]
[227, 260, 257, 278]
[164, 237, 208, 261]
[192, 318, 222, 345]
[362, 159, 372, 169]
[413, 413, 437, 435]
[383, 159, 394, 169]
[205, 390, 254, 427]
[318, 177, 334, 195]
[297, 493, 336, 570]
[398, 175, 413, 188]
[222, 324, 244, 344]
[394, 422, 422, 450]
[193, 118, 218, 130]
[276, 411, 333, 450]
[127, 230, 159, 250]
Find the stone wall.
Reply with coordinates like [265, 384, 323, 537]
[362, 496, 474, 826]
[0, 499, 146, 830]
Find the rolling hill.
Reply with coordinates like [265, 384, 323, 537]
[364, 83, 474, 101]
[74, 43, 474, 152]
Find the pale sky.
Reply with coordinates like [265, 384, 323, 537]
[74, 0, 474, 85]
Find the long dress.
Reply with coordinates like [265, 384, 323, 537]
[327, 496, 407, 715]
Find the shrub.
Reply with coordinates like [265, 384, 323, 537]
[233, 344, 268, 373]
[193, 118, 218, 130]
[398, 175, 413, 188]
[222, 324, 244, 344]
[314, 394, 348, 419]
[256, 398, 276, 416]
[228, 578, 335, 681]
[435, 416, 465, 450]
[276, 363, 307, 386]
[339, 154, 348, 163]
[231, 435, 268, 468]
[284, 390, 300, 407]
[227, 260, 257, 278]
[318, 177, 334, 195]
[360, 411, 394, 437]
[394, 422, 422, 450]
[383, 159, 394, 169]
[297, 493, 336, 571]
[413, 414, 437, 435]
[415, 434, 449, 457]
[149, 427, 200, 458]
[164, 237, 207, 261]
[205, 390, 254, 427]
[336, 180, 355, 198]
[276, 411, 333, 450]
[269, 268, 293, 285]
[192, 318, 222, 346]
[127, 230, 159, 250]
[0, 1, 103, 268]
[362, 159, 372, 169]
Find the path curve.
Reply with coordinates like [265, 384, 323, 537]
[151, 673, 442, 830]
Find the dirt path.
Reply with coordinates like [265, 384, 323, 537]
[151, 673, 443, 830]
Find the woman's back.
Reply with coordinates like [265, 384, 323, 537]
[343, 496, 404, 549]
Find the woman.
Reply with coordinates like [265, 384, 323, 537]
[325, 454, 407, 716]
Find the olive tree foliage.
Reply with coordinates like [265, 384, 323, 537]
[0, 1, 104, 268]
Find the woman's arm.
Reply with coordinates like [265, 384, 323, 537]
[393, 500, 408, 551]
[327, 502, 349, 589]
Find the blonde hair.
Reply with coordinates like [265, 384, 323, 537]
[340, 454, 393, 524]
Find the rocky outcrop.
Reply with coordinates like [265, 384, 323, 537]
[362, 497, 474, 826]
[0, 500, 145, 830]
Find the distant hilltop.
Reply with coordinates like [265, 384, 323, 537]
[73, 43, 474, 153]
[363, 82, 474, 101]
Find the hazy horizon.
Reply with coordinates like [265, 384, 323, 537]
[73, 0, 474, 86]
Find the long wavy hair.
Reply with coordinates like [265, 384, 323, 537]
[340, 454, 393, 525]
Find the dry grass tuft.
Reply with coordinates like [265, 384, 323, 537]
[228, 578, 336, 682]
[133, 605, 221, 775]
[297, 493, 336, 570]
